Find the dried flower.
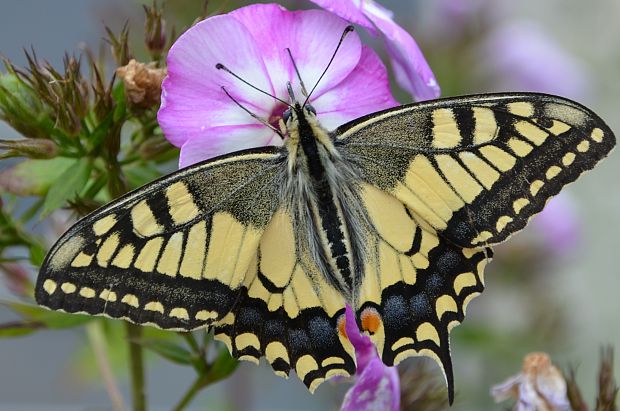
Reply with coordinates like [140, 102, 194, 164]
[117, 59, 166, 109]
[158, 3, 397, 168]
[308, 0, 440, 101]
[340, 305, 400, 411]
[492, 352, 570, 411]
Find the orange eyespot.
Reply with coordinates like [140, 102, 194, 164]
[360, 307, 381, 335]
[337, 314, 348, 339]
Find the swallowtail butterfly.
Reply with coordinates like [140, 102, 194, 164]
[35, 91, 615, 401]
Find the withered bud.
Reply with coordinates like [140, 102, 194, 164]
[144, 1, 166, 59]
[492, 352, 570, 411]
[0, 138, 58, 159]
[106, 23, 132, 66]
[116, 59, 166, 109]
[596, 347, 618, 410]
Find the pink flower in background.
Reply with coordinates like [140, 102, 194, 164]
[308, 0, 440, 101]
[158, 3, 398, 168]
[480, 21, 590, 100]
[340, 305, 400, 411]
[533, 195, 581, 257]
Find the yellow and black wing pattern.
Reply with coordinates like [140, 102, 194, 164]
[335, 93, 614, 400]
[35, 92, 614, 399]
[336, 93, 615, 247]
[35, 147, 286, 329]
[35, 146, 356, 390]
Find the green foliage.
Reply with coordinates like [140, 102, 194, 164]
[0, 3, 228, 410]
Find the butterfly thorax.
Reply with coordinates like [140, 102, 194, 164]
[283, 105, 368, 298]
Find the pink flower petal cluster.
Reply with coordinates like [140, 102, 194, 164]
[308, 0, 440, 101]
[158, 3, 397, 168]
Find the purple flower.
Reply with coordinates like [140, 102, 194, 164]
[340, 305, 400, 411]
[158, 3, 398, 168]
[307, 0, 440, 101]
[480, 21, 590, 100]
[532, 195, 581, 257]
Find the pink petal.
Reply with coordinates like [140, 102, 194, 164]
[158, 14, 275, 148]
[368, 13, 441, 101]
[231, 4, 363, 101]
[341, 357, 400, 411]
[314, 46, 398, 130]
[178, 125, 278, 168]
[306, 0, 375, 32]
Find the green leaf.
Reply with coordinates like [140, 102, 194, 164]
[210, 345, 239, 381]
[41, 157, 92, 217]
[140, 338, 194, 365]
[28, 241, 47, 266]
[0, 157, 75, 196]
[0, 321, 41, 337]
[86, 111, 114, 151]
[112, 83, 127, 123]
[4, 301, 93, 329]
[124, 163, 163, 188]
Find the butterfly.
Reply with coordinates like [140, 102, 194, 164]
[35, 92, 615, 402]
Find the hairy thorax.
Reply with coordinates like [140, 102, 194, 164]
[282, 107, 370, 300]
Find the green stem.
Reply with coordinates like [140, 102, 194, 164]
[125, 323, 147, 411]
[86, 322, 127, 411]
[171, 375, 209, 411]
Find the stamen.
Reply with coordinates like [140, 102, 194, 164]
[220, 86, 284, 138]
[216, 63, 291, 108]
[303, 25, 355, 108]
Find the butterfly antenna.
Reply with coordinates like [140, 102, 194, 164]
[216, 63, 292, 108]
[286, 48, 308, 97]
[287, 82, 298, 106]
[220, 86, 284, 138]
[302, 25, 355, 108]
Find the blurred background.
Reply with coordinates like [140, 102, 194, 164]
[0, 0, 619, 410]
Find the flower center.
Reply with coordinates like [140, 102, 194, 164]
[268, 102, 289, 131]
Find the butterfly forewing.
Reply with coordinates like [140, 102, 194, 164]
[36, 147, 286, 330]
[335, 93, 615, 248]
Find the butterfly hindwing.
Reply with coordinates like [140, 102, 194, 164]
[336, 93, 615, 248]
[35, 147, 286, 330]
[212, 207, 356, 391]
[355, 183, 489, 403]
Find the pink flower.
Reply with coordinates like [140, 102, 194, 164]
[158, 3, 398, 168]
[308, 0, 440, 101]
[340, 305, 400, 411]
[533, 195, 581, 257]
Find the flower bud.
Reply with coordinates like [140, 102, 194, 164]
[144, 2, 166, 59]
[0, 138, 58, 159]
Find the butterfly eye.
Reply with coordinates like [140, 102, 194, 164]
[283, 108, 292, 123]
[305, 104, 317, 115]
